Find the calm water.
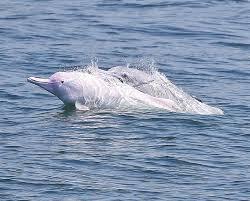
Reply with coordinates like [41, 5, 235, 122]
[1, 0, 250, 200]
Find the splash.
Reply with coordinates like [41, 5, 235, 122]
[68, 60, 223, 115]
[108, 66, 223, 115]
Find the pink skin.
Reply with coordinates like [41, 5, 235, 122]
[27, 72, 77, 105]
[27, 72, 178, 111]
[27, 71, 224, 115]
[27, 77, 56, 95]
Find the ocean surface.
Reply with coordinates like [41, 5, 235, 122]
[1, 0, 250, 200]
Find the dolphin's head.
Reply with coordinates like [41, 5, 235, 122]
[27, 72, 82, 105]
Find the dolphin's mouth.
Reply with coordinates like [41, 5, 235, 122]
[27, 77, 54, 94]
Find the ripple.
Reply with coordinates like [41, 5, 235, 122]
[215, 41, 250, 50]
[1, 0, 250, 200]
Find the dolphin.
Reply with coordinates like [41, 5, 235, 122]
[27, 69, 223, 115]
[27, 71, 180, 112]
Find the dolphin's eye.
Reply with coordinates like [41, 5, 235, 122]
[61, 80, 64, 84]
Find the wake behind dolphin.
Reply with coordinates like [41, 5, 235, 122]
[27, 65, 223, 115]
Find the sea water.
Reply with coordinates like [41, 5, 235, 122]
[0, 0, 250, 200]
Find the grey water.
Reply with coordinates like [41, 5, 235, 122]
[0, 0, 250, 200]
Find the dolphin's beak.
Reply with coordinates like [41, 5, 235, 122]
[27, 77, 54, 94]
